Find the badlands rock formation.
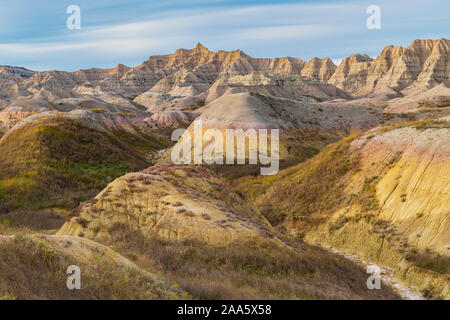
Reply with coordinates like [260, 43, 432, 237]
[0, 39, 448, 300]
[329, 39, 449, 95]
[58, 164, 271, 246]
[0, 43, 342, 105]
[1, 39, 448, 134]
[0, 66, 35, 77]
[328, 54, 373, 94]
[245, 120, 450, 299]
[57, 164, 401, 300]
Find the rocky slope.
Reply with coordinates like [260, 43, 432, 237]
[1, 39, 448, 133]
[57, 164, 270, 246]
[165, 92, 396, 172]
[57, 164, 400, 300]
[329, 39, 449, 96]
[241, 119, 450, 299]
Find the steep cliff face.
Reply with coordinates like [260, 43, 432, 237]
[346, 123, 449, 254]
[302, 122, 450, 298]
[329, 54, 373, 93]
[244, 120, 450, 299]
[330, 39, 450, 95]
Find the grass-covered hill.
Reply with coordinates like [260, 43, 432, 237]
[0, 115, 171, 230]
[0, 233, 181, 300]
[57, 164, 400, 300]
[237, 120, 450, 299]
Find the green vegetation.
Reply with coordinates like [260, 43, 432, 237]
[239, 120, 445, 229]
[420, 282, 444, 300]
[241, 133, 362, 226]
[0, 117, 170, 221]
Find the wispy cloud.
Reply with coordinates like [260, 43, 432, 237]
[235, 24, 348, 40]
[0, 0, 448, 71]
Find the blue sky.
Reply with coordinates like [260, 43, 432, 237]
[0, 0, 448, 71]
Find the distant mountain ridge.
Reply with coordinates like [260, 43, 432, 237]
[0, 39, 448, 301]
[0, 38, 448, 131]
[0, 65, 35, 77]
[0, 42, 338, 98]
[1, 39, 448, 99]
[329, 39, 450, 94]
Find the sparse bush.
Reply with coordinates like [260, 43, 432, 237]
[404, 249, 450, 274]
[201, 213, 211, 220]
[183, 211, 195, 217]
[421, 283, 436, 299]
[296, 232, 305, 240]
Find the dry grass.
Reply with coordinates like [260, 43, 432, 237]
[240, 134, 361, 226]
[102, 223, 399, 300]
[210, 128, 338, 180]
[0, 236, 178, 300]
[405, 249, 450, 274]
[238, 121, 437, 228]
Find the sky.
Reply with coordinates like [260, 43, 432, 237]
[0, 0, 448, 71]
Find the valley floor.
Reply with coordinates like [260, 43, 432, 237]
[318, 244, 425, 300]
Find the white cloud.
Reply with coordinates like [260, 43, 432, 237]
[0, 2, 355, 68]
[2, 0, 446, 70]
[235, 24, 347, 41]
[0, 38, 176, 55]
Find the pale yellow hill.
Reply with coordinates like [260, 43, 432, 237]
[58, 164, 270, 246]
[56, 163, 400, 299]
[242, 120, 450, 299]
